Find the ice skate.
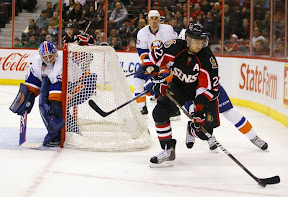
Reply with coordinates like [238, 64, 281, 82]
[186, 124, 195, 149]
[170, 109, 181, 121]
[207, 136, 218, 153]
[250, 136, 268, 150]
[150, 139, 176, 168]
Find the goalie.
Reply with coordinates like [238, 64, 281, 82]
[10, 41, 64, 147]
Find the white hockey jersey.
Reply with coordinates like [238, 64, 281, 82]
[136, 24, 178, 59]
[25, 53, 63, 102]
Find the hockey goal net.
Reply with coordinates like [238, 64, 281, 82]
[61, 43, 150, 151]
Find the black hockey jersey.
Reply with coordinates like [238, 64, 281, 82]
[63, 34, 95, 46]
[143, 39, 219, 103]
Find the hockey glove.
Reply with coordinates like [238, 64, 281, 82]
[151, 75, 170, 96]
[144, 82, 156, 96]
[192, 94, 210, 130]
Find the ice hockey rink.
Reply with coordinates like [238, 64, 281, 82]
[0, 85, 287, 197]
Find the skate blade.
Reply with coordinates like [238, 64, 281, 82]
[149, 160, 174, 168]
[170, 116, 181, 121]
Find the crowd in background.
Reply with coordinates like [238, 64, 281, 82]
[2, 0, 286, 57]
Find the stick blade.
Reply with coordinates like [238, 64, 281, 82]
[259, 175, 280, 185]
[88, 100, 109, 117]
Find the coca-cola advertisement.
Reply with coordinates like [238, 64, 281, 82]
[0, 49, 38, 80]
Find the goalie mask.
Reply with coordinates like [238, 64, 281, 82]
[186, 23, 209, 48]
[39, 41, 58, 65]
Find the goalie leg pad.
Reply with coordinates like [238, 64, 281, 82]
[39, 77, 64, 134]
[10, 83, 35, 115]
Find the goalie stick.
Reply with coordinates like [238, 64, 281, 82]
[89, 89, 149, 117]
[165, 89, 280, 187]
[19, 110, 27, 145]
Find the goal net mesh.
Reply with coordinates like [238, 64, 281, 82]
[62, 44, 150, 151]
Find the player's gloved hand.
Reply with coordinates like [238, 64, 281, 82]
[151, 75, 170, 96]
[77, 34, 90, 46]
[16, 93, 35, 115]
[141, 64, 159, 74]
[144, 82, 156, 96]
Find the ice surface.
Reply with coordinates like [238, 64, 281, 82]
[0, 85, 287, 197]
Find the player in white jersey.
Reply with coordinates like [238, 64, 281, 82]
[132, 10, 180, 118]
[10, 41, 64, 147]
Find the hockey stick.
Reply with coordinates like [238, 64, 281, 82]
[125, 70, 144, 77]
[19, 110, 28, 145]
[165, 89, 280, 187]
[89, 89, 149, 117]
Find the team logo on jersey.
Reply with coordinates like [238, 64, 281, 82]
[210, 57, 217, 69]
[151, 40, 164, 50]
[164, 40, 176, 48]
[206, 112, 213, 123]
[136, 39, 140, 45]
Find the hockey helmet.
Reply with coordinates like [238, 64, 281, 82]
[38, 41, 58, 65]
[66, 22, 75, 29]
[148, 10, 160, 19]
[186, 23, 209, 47]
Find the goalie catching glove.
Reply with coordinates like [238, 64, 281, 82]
[144, 75, 169, 97]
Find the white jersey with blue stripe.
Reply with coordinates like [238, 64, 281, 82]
[136, 24, 178, 59]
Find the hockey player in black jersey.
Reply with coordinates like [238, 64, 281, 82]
[143, 23, 220, 167]
[63, 23, 95, 45]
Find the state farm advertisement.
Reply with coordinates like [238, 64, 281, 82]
[0, 49, 38, 80]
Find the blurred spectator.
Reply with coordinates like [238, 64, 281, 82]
[23, 18, 40, 36]
[195, 13, 205, 25]
[48, 12, 60, 35]
[153, 1, 164, 16]
[252, 27, 265, 47]
[37, 27, 48, 43]
[46, 2, 53, 18]
[21, 25, 37, 44]
[273, 39, 285, 57]
[253, 39, 269, 56]
[124, 37, 137, 51]
[45, 35, 52, 42]
[224, 34, 239, 52]
[64, 0, 75, 21]
[223, 4, 233, 40]
[107, 28, 122, 46]
[119, 18, 137, 46]
[36, 10, 50, 30]
[190, 3, 205, 21]
[133, 13, 146, 29]
[25, 34, 40, 48]
[96, 32, 105, 45]
[111, 36, 123, 50]
[94, 0, 105, 30]
[201, 0, 212, 15]
[170, 18, 181, 34]
[69, 2, 85, 29]
[24, 0, 37, 13]
[175, 10, 185, 29]
[211, 2, 222, 24]
[108, 2, 128, 29]
[204, 11, 217, 43]
[261, 10, 270, 38]
[94, 29, 102, 42]
[237, 18, 250, 41]
[137, 19, 147, 30]
[14, 37, 23, 48]
[165, 11, 173, 22]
